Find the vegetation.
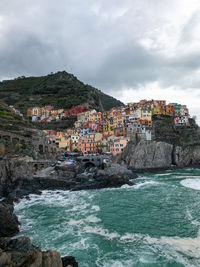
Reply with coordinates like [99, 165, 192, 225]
[153, 115, 200, 146]
[0, 100, 32, 133]
[0, 71, 124, 114]
[35, 116, 77, 131]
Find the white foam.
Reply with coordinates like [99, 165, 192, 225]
[92, 205, 100, 211]
[180, 179, 200, 190]
[134, 181, 160, 189]
[68, 219, 85, 226]
[85, 215, 101, 223]
[121, 184, 134, 189]
[83, 226, 120, 240]
[186, 210, 200, 227]
[120, 232, 200, 265]
[98, 259, 133, 267]
[155, 173, 172, 177]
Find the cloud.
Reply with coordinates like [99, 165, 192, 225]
[0, 0, 200, 122]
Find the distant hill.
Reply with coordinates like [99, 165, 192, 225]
[0, 71, 124, 114]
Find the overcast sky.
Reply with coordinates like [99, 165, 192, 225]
[0, 0, 200, 123]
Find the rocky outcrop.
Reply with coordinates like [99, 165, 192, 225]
[0, 157, 33, 198]
[120, 140, 200, 170]
[0, 201, 19, 237]
[0, 238, 64, 266]
[0, 200, 78, 267]
[173, 145, 200, 167]
[124, 141, 173, 169]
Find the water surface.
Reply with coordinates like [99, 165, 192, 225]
[15, 168, 200, 266]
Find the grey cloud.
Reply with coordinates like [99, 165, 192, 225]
[0, 0, 200, 96]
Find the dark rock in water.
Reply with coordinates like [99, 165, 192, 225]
[0, 201, 19, 237]
[72, 173, 134, 191]
[62, 255, 79, 267]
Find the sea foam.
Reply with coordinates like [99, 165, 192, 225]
[180, 179, 200, 190]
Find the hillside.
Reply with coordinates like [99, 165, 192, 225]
[0, 71, 124, 114]
[0, 100, 32, 133]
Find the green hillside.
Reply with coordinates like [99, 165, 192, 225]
[0, 100, 32, 133]
[0, 71, 123, 114]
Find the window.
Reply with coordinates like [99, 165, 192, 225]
[120, 144, 123, 147]
[116, 148, 119, 151]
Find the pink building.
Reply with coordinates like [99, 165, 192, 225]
[78, 138, 102, 155]
[174, 116, 189, 126]
[110, 137, 129, 156]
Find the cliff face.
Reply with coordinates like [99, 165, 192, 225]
[174, 145, 200, 167]
[120, 141, 200, 170]
[122, 141, 173, 169]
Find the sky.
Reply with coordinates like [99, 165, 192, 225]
[0, 0, 200, 124]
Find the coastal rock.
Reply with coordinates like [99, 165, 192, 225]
[174, 145, 200, 167]
[125, 141, 173, 169]
[0, 201, 19, 237]
[62, 256, 78, 267]
[0, 157, 33, 198]
[0, 237, 65, 267]
[72, 173, 134, 191]
[42, 250, 63, 267]
[0, 248, 11, 266]
[98, 163, 137, 179]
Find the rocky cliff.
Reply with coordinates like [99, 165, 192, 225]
[119, 140, 200, 171]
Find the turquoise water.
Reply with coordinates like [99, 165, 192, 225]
[15, 169, 200, 267]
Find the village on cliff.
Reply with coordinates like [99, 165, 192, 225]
[27, 100, 190, 156]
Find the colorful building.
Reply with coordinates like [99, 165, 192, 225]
[110, 137, 129, 156]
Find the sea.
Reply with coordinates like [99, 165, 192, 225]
[14, 168, 200, 267]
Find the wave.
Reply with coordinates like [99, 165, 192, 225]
[83, 225, 120, 240]
[180, 179, 200, 190]
[155, 173, 173, 177]
[119, 232, 200, 266]
[133, 180, 160, 189]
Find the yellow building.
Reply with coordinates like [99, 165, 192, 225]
[152, 107, 160, 115]
[141, 107, 152, 121]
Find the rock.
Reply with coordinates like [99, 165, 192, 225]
[0, 248, 11, 266]
[18, 249, 43, 267]
[0, 201, 19, 237]
[0, 236, 35, 254]
[62, 256, 78, 267]
[98, 163, 137, 179]
[0, 236, 36, 263]
[0, 237, 65, 267]
[42, 250, 63, 267]
[72, 173, 134, 191]
[174, 145, 200, 167]
[124, 141, 173, 170]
